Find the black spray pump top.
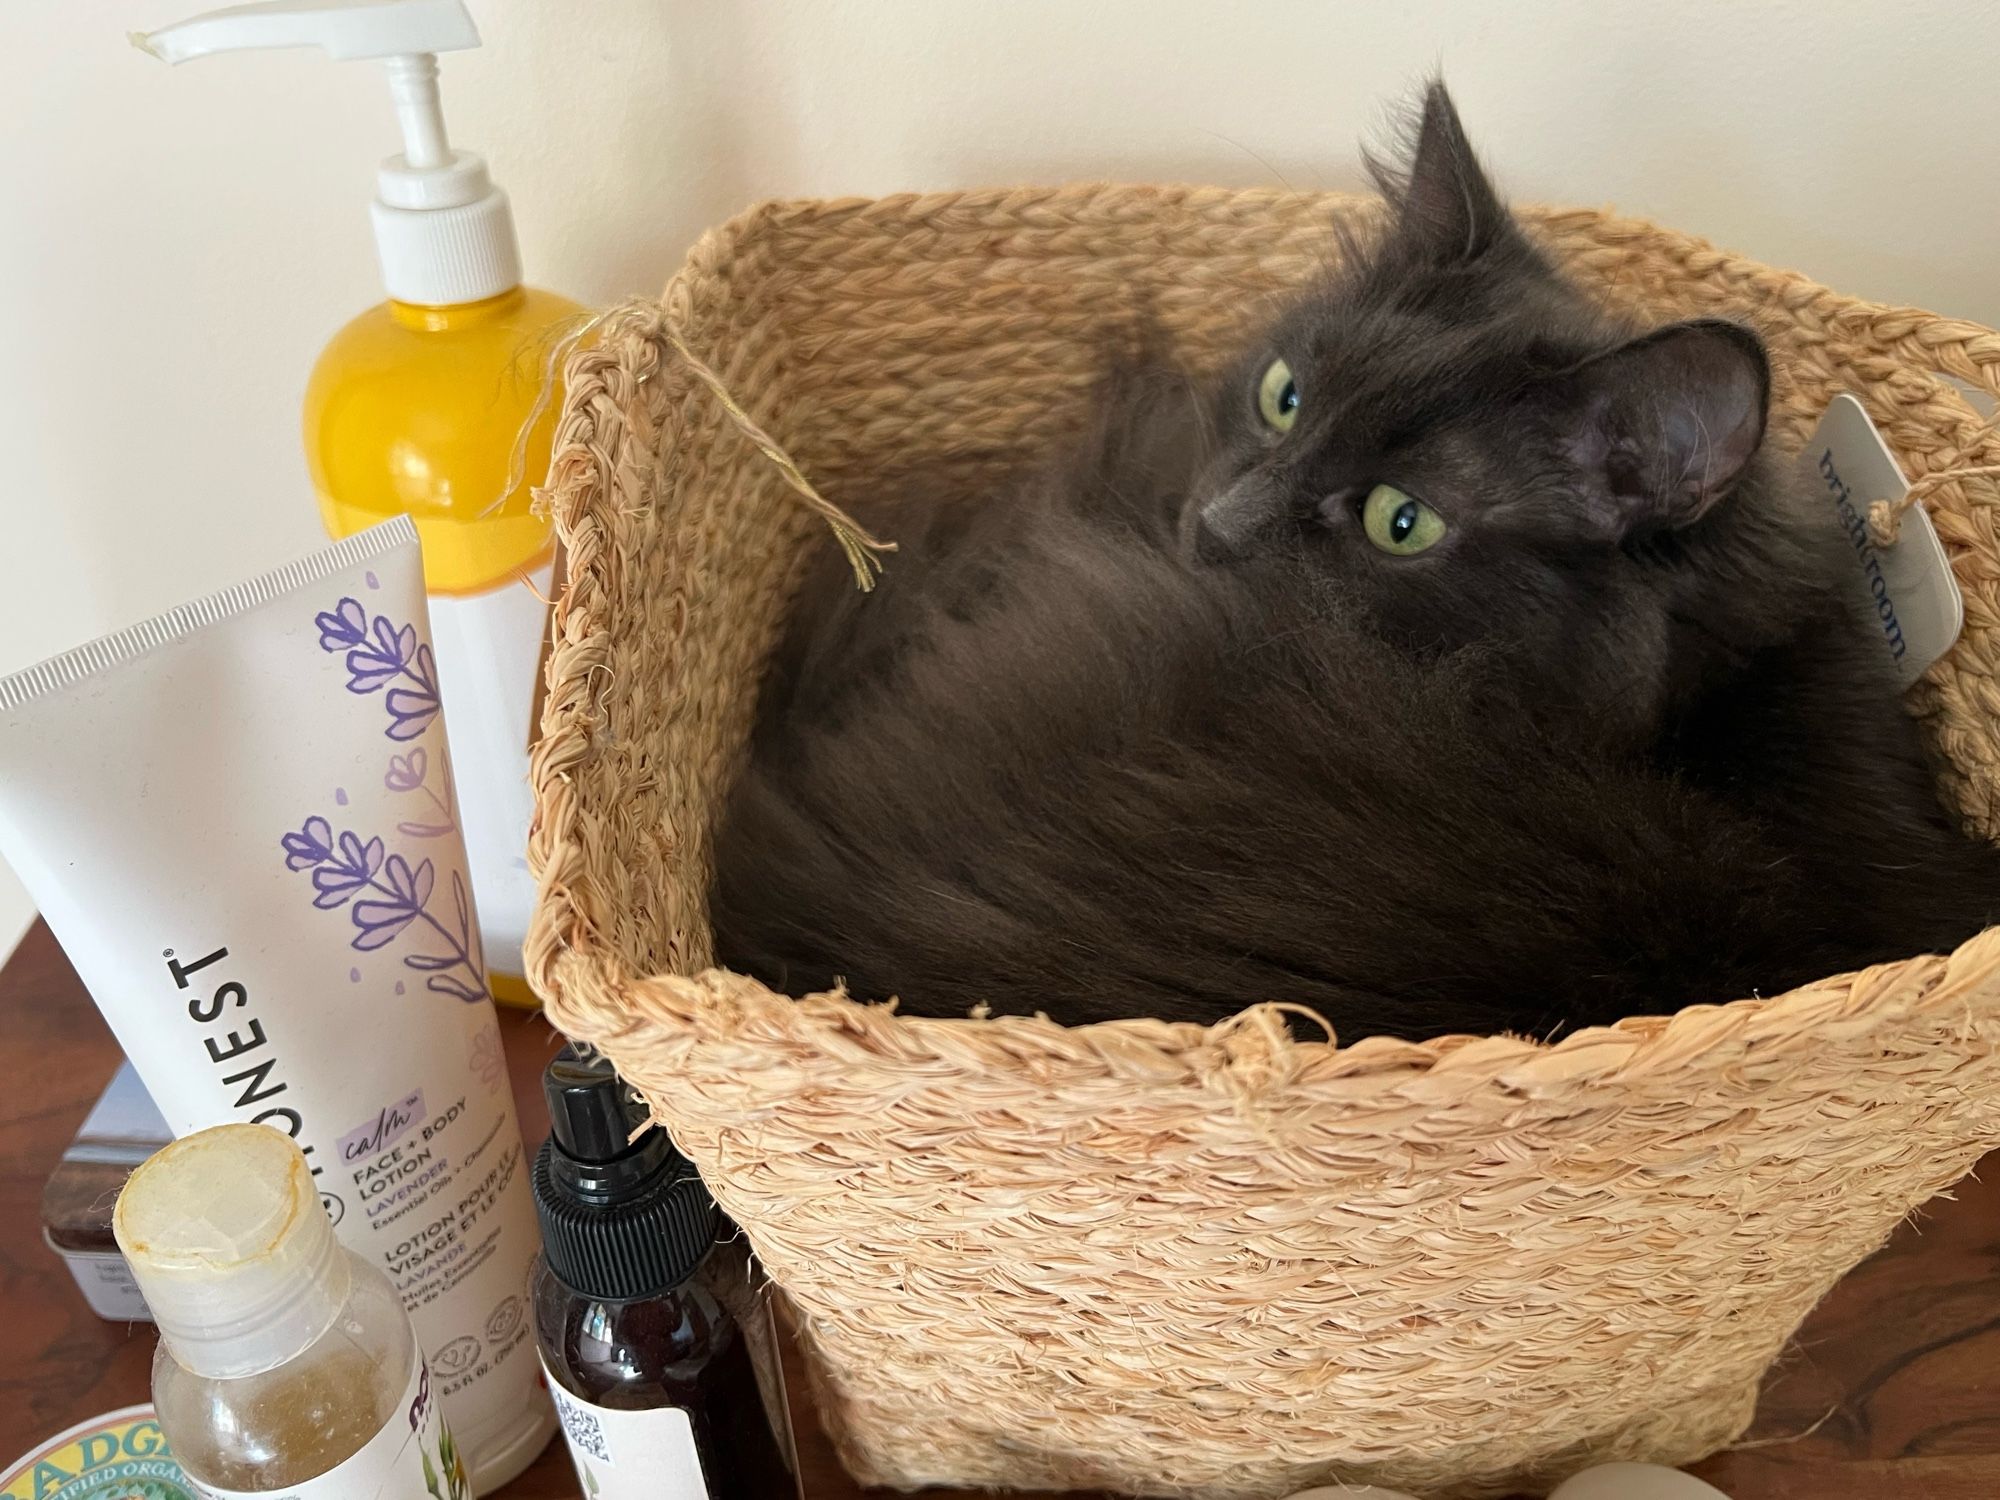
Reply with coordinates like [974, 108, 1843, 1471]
[532, 1044, 720, 1302]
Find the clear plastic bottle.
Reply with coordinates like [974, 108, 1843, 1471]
[115, 1123, 467, 1498]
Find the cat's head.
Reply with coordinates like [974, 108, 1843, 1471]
[1187, 83, 1785, 734]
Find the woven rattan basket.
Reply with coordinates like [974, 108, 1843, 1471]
[526, 185, 2000, 1500]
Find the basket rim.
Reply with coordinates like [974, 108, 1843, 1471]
[525, 180, 2000, 1101]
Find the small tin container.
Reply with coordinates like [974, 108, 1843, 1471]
[40, 1062, 170, 1322]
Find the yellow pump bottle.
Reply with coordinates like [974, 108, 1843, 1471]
[307, 287, 581, 596]
[144, 0, 584, 1008]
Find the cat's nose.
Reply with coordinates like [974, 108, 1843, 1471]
[1188, 480, 1272, 563]
[1192, 516, 1241, 565]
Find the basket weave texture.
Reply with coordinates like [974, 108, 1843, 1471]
[526, 185, 2000, 1499]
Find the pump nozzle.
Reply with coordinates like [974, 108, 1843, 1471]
[133, 0, 479, 66]
[531, 1046, 718, 1300]
[134, 0, 523, 306]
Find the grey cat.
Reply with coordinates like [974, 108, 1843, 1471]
[709, 84, 2000, 1041]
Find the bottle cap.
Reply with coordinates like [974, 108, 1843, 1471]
[544, 1044, 654, 1171]
[532, 1046, 719, 1301]
[113, 1124, 348, 1379]
[134, 0, 523, 306]
[1548, 1464, 1733, 1500]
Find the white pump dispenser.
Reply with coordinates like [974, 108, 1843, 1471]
[136, 0, 524, 305]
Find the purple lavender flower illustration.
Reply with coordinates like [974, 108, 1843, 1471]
[315, 597, 441, 741]
[316, 598, 368, 651]
[290, 597, 482, 1003]
[386, 749, 456, 840]
[282, 817, 485, 1002]
[281, 816, 334, 868]
[318, 830, 387, 908]
[352, 853, 432, 950]
[468, 1021, 506, 1094]
[384, 751, 427, 792]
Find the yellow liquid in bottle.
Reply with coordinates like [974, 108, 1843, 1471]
[304, 285, 587, 596]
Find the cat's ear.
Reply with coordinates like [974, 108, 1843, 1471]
[1560, 319, 1771, 539]
[1372, 81, 1511, 262]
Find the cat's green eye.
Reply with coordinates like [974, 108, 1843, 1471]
[1257, 357, 1300, 432]
[1361, 484, 1447, 556]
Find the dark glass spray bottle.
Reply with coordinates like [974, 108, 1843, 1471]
[531, 1046, 796, 1499]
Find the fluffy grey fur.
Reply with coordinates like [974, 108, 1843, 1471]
[710, 84, 2000, 1040]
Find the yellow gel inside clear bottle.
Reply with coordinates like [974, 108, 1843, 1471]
[305, 285, 585, 597]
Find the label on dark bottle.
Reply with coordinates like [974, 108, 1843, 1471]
[541, 1357, 710, 1499]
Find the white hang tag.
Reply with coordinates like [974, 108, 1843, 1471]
[1799, 394, 1964, 687]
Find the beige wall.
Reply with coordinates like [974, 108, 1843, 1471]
[2, 0, 1993, 954]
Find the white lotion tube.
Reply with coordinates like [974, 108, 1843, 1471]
[0, 518, 555, 1492]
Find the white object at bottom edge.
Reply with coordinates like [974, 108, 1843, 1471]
[1281, 1461, 1731, 1500]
